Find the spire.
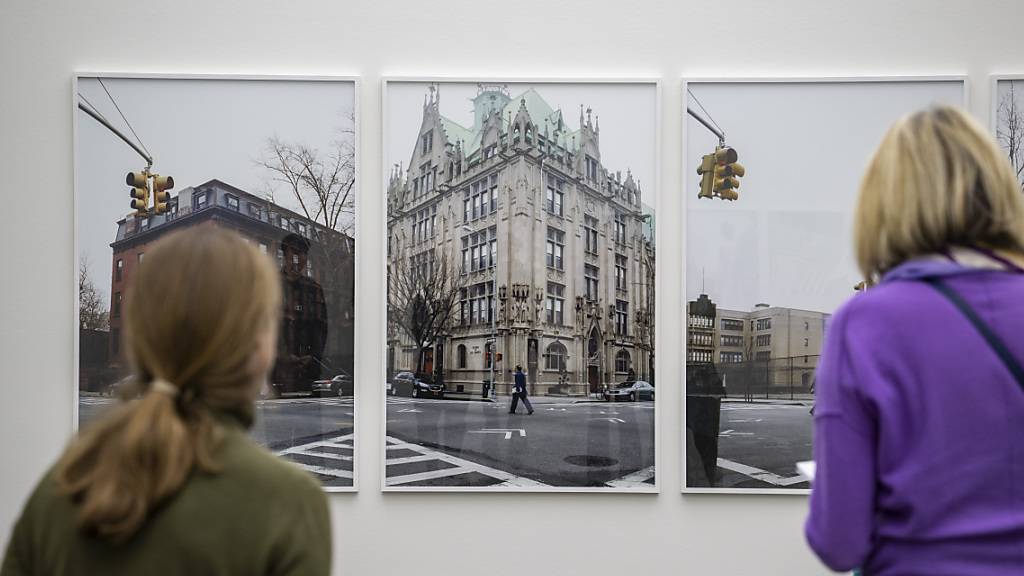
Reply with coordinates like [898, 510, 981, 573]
[579, 104, 584, 129]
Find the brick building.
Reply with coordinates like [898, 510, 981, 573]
[108, 179, 355, 393]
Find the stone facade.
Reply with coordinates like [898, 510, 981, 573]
[387, 85, 655, 396]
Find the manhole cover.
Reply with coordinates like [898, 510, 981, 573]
[564, 455, 618, 467]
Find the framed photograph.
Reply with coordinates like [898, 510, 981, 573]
[682, 76, 966, 494]
[382, 78, 659, 492]
[73, 73, 359, 491]
[991, 75, 1024, 189]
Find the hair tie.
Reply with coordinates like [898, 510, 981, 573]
[150, 379, 179, 397]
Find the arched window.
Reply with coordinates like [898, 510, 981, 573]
[545, 341, 567, 371]
[457, 344, 467, 369]
[615, 349, 631, 373]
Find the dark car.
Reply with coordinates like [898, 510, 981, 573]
[391, 371, 445, 398]
[603, 380, 655, 402]
[312, 372, 354, 397]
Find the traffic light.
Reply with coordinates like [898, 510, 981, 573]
[696, 153, 716, 199]
[712, 146, 744, 201]
[152, 174, 174, 215]
[127, 170, 150, 217]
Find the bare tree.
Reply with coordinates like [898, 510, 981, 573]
[258, 118, 356, 234]
[998, 82, 1024, 189]
[79, 257, 109, 331]
[388, 249, 466, 374]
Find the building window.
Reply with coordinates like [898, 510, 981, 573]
[137, 253, 145, 263]
[546, 227, 564, 270]
[803, 337, 810, 347]
[615, 349, 631, 373]
[688, 314, 712, 328]
[756, 318, 772, 331]
[585, 264, 600, 301]
[410, 249, 436, 280]
[225, 194, 239, 211]
[457, 344, 467, 369]
[804, 321, 810, 331]
[465, 175, 498, 222]
[414, 206, 437, 243]
[248, 202, 264, 220]
[297, 223, 308, 237]
[194, 191, 208, 209]
[720, 352, 744, 363]
[461, 227, 496, 273]
[721, 318, 743, 331]
[111, 328, 120, 356]
[460, 281, 494, 325]
[615, 254, 627, 291]
[259, 242, 268, 254]
[276, 247, 284, 267]
[545, 341, 567, 371]
[139, 218, 149, 231]
[756, 334, 772, 347]
[721, 335, 743, 347]
[546, 174, 564, 216]
[615, 300, 629, 336]
[756, 351, 771, 362]
[115, 259, 123, 281]
[546, 282, 565, 325]
[584, 215, 599, 254]
[112, 292, 122, 318]
[585, 156, 599, 181]
[421, 131, 433, 154]
[614, 212, 627, 244]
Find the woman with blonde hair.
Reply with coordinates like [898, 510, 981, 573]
[2, 226, 331, 575]
[806, 106, 1024, 574]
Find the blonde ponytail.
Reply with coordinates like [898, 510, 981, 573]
[58, 226, 281, 541]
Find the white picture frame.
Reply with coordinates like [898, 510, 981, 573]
[381, 76, 662, 493]
[72, 72, 362, 493]
[680, 75, 968, 495]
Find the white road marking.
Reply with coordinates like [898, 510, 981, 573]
[716, 457, 808, 487]
[605, 466, 656, 489]
[398, 408, 422, 413]
[719, 430, 754, 437]
[469, 428, 526, 439]
[276, 434, 355, 479]
[593, 417, 626, 424]
[384, 436, 546, 487]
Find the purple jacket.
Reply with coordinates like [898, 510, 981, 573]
[806, 257, 1024, 574]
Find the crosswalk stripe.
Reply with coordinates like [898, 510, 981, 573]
[716, 457, 808, 487]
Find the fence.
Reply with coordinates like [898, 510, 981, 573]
[688, 355, 820, 401]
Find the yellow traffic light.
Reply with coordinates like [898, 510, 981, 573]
[711, 146, 744, 201]
[696, 154, 716, 199]
[127, 170, 150, 216]
[152, 174, 174, 215]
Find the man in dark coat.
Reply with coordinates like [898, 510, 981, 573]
[509, 365, 534, 415]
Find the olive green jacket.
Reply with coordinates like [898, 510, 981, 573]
[1, 418, 331, 576]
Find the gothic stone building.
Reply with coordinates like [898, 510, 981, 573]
[387, 85, 655, 396]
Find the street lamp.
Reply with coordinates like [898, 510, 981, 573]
[462, 224, 498, 400]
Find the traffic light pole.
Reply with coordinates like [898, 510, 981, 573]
[686, 107, 725, 145]
[77, 102, 153, 167]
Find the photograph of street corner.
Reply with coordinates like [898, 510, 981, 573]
[683, 79, 965, 491]
[74, 76, 358, 489]
[385, 81, 658, 490]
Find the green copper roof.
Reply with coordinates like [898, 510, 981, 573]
[438, 87, 581, 157]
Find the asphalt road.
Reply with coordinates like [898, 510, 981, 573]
[78, 395, 356, 488]
[385, 394, 656, 489]
[711, 402, 814, 490]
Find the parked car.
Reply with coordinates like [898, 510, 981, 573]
[391, 371, 445, 398]
[312, 372, 354, 397]
[604, 380, 655, 402]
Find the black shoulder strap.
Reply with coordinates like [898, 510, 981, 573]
[924, 277, 1024, 391]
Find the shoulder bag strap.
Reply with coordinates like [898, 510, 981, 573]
[924, 277, 1024, 391]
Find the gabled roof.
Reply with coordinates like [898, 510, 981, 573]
[438, 88, 581, 157]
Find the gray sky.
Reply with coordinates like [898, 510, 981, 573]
[386, 81, 657, 210]
[686, 80, 963, 313]
[77, 76, 355, 303]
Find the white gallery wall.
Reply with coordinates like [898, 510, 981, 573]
[1, 1, 1022, 574]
